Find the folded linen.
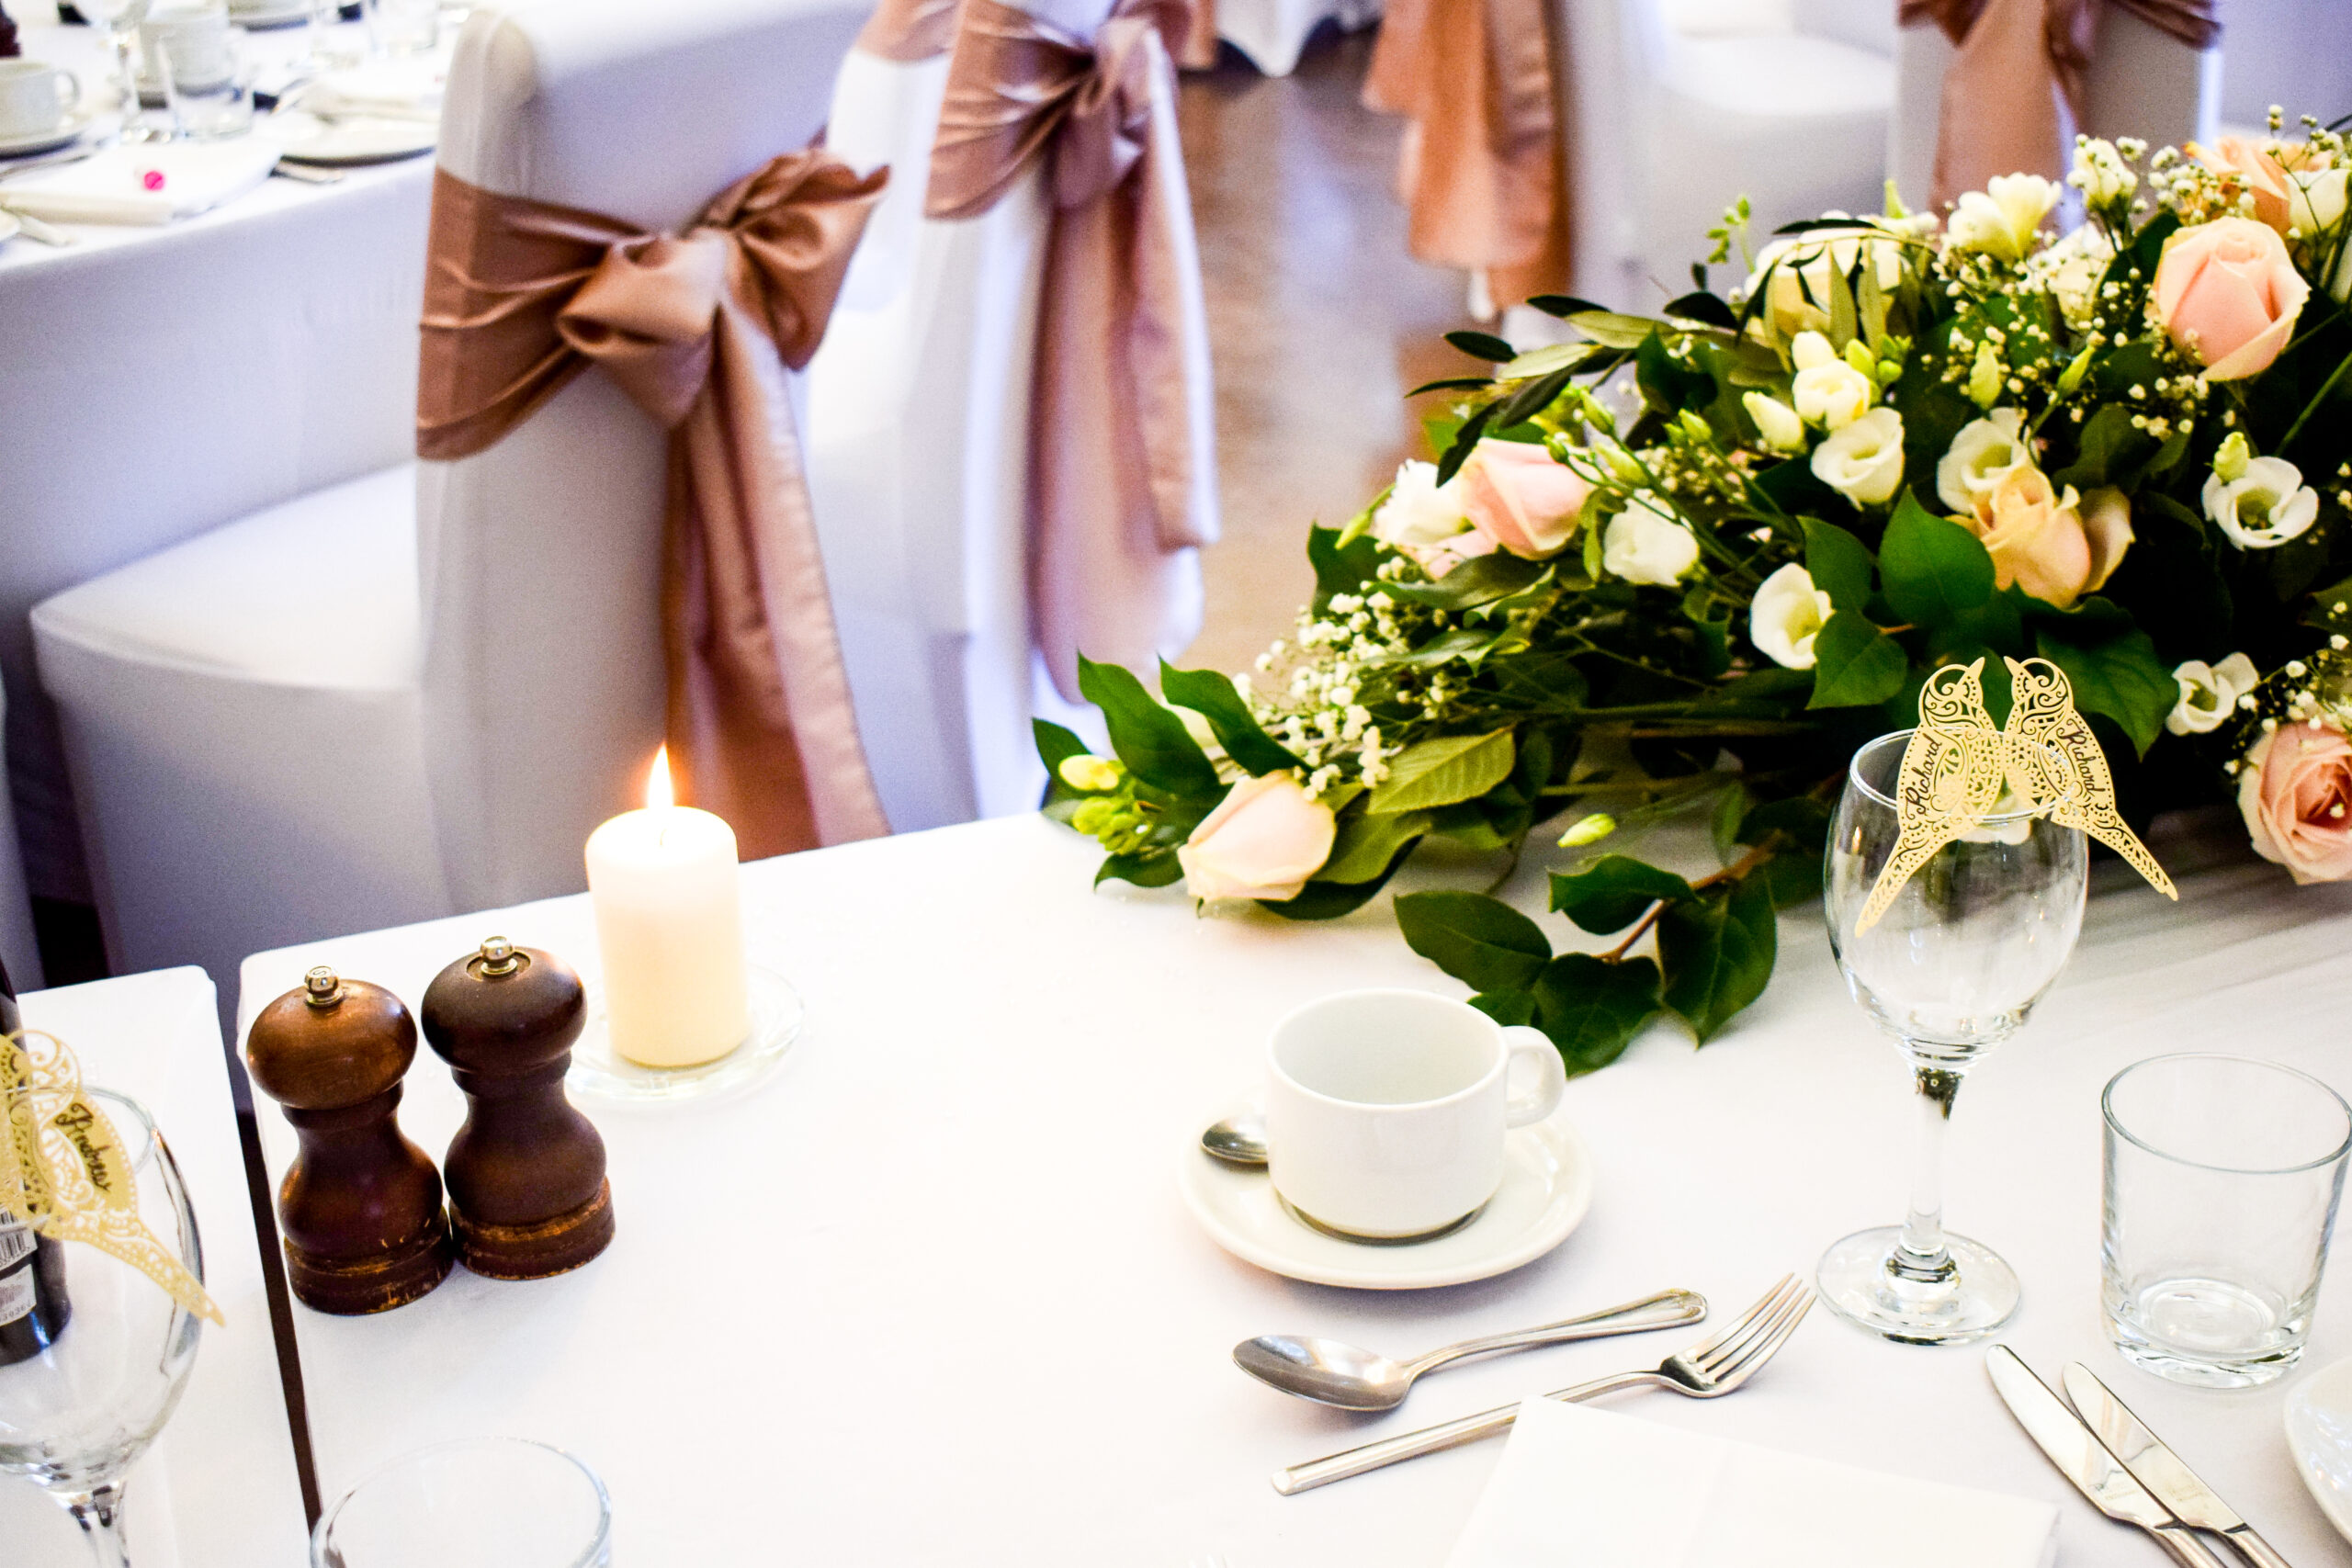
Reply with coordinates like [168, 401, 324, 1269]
[297, 57, 444, 123]
[0, 141, 277, 224]
[1447, 1399, 2059, 1568]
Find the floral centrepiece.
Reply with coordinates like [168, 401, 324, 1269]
[1039, 118, 2352, 1076]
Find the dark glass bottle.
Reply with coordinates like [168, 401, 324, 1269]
[0, 955, 70, 1364]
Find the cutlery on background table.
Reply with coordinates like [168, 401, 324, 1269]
[1237, 1288, 1708, 1411]
[2061, 1360, 2294, 1568]
[1986, 1347, 2233, 1568]
[1272, 1274, 1815, 1495]
[270, 161, 344, 185]
[10, 211, 73, 245]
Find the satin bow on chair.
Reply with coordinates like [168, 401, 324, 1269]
[1900, 0, 2221, 208]
[417, 152, 893, 858]
[922, 0, 1220, 700]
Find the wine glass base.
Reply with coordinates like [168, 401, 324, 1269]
[1816, 1226, 2019, 1345]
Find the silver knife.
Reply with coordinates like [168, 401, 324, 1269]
[2063, 1361, 2292, 1568]
[1986, 1346, 2233, 1568]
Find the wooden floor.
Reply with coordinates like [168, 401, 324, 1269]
[1177, 28, 1477, 679]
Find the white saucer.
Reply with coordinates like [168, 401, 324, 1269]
[0, 212, 18, 247]
[566, 963, 804, 1107]
[231, 0, 316, 27]
[1177, 1104, 1594, 1290]
[2286, 1355, 2352, 1545]
[265, 110, 435, 165]
[0, 111, 96, 162]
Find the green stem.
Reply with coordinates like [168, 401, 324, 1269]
[2279, 345, 2352, 457]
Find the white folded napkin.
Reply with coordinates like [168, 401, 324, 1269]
[1447, 1399, 2059, 1568]
[0, 142, 277, 225]
[298, 58, 445, 123]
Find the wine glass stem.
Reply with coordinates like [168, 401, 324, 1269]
[1894, 1059, 1964, 1285]
[65, 1482, 132, 1568]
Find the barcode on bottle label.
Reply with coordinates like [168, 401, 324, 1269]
[0, 1266, 30, 1325]
[0, 1223, 31, 1272]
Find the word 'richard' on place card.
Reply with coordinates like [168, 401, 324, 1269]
[1445, 1398, 2057, 1568]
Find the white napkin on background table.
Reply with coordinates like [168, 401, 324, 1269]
[298, 57, 445, 122]
[1447, 1399, 2059, 1568]
[0, 141, 277, 224]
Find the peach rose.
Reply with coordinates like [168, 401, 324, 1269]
[1962, 470, 2132, 610]
[2152, 218, 2311, 380]
[2238, 721, 2352, 885]
[2192, 136, 2332, 235]
[1177, 773, 1337, 903]
[1457, 439, 1594, 558]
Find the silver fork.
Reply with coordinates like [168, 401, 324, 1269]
[1272, 1274, 1816, 1495]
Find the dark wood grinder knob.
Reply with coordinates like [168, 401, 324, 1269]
[244, 966, 454, 1314]
[420, 938, 614, 1280]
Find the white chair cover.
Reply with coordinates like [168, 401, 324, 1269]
[31, 0, 871, 994]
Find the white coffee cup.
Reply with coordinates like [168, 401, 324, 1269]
[140, 6, 236, 95]
[1264, 988, 1568, 1241]
[0, 61, 82, 141]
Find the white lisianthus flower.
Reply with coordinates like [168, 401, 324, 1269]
[1936, 408, 2033, 512]
[2204, 456, 2321, 549]
[2068, 138, 2136, 207]
[1743, 390, 1806, 453]
[1810, 408, 1906, 506]
[1602, 492, 1700, 585]
[1790, 331, 1874, 431]
[1947, 174, 2062, 261]
[1748, 562, 1836, 669]
[2289, 168, 2349, 241]
[1371, 460, 1469, 548]
[2166, 653, 2260, 736]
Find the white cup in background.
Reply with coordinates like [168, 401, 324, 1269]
[1264, 988, 1568, 1241]
[0, 60, 83, 140]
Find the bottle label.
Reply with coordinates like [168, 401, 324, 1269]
[0, 1264, 29, 1326]
[0, 1223, 30, 1273]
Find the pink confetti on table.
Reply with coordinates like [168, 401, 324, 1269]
[139, 169, 165, 192]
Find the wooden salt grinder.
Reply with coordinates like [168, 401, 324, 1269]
[243, 967, 455, 1314]
[420, 937, 614, 1280]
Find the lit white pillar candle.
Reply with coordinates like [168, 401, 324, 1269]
[584, 748, 750, 1067]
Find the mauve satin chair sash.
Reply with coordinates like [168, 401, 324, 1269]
[922, 0, 1220, 698]
[415, 152, 894, 859]
[1363, 0, 1566, 307]
[1898, 0, 2220, 208]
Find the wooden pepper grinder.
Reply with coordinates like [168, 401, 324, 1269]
[243, 967, 456, 1314]
[421, 937, 614, 1279]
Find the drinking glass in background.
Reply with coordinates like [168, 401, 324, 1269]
[0, 1091, 207, 1568]
[1817, 728, 2089, 1345]
[70, 0, 148, 134]
[155, 24, 247, 140]
[2102, 1053, 2352, 1387]
[363, 0, 435, 57]
[311, 1438, 611, 1568]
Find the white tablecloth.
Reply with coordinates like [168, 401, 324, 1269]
[3, 965, 310, 1567]
[0, 19, 431, 933]
[228, 811, 2352, 1565]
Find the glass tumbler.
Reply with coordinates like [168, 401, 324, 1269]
[312, 1437, 611, 1568]
[2103, 1053, 2352, 1387]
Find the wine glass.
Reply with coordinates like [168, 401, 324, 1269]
[0, 1090, 206, 1568]
[1817, 728, 2087, 1343]
[69, 0, 153, 141]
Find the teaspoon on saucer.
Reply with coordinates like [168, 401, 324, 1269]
[1234, 1288, 1707, 1411]
[1200, 1111, 1268, 1166]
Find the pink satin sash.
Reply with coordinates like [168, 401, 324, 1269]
[416, 152, 893, 859]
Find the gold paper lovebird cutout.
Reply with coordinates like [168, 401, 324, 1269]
[1856, 657, 2177, 932]
[1, 1030, 223, 1325]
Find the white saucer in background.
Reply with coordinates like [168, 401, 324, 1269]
[1177, 1102, 1594, 1290]
[0, 109, 99, 162]
[2287, 1356, 2352, 1546]
[264, 109, 435, 165]
[230, 0, 317, 28]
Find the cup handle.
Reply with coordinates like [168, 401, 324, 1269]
[1499, 1026, 1567, 1129]
[56, 71, 84, 111]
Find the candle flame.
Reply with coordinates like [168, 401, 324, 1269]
[646, 746, 674, 811]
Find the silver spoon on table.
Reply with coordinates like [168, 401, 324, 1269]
[1235, 1288, 1708, 1411]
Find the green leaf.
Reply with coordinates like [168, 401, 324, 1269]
[1094, 851, 1184, 890]
[1802, 518, 1876, 612]
[1805, 611, 1910, 709]
[2054, 403, 2154, 491]
[1879, 490, 1995, 625]
[1826, 254, 1859, 349]
[1034, 719, 1091, 777]
[1076, 656, 1221, 800]
[1158, 663, 1301, 776]
[1369, 731, 1517, 814]
[1548, 855, 1695, 934]
[1394, 891, 1553, 991]
[1308, 524, 1384, 609]
[1498, 342, 1596, 378]
[1531, 954, 1663, 1076]
[1492, 367, 1577, 429]
[1565, 310, 1662, 350]
[1433, 402, 1498, 485]
[1657, 874, 1778, 1043]
[2033, 610, 2176, 756]
[1710, 779, 1752, 863]
[1321, 806, 1431, 883]
[1446, 330, 1518, 363]
[1382, 552, 1547, 611]
[1736, 795, 1832, 908]
[1468, 990, 1538, 1029]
